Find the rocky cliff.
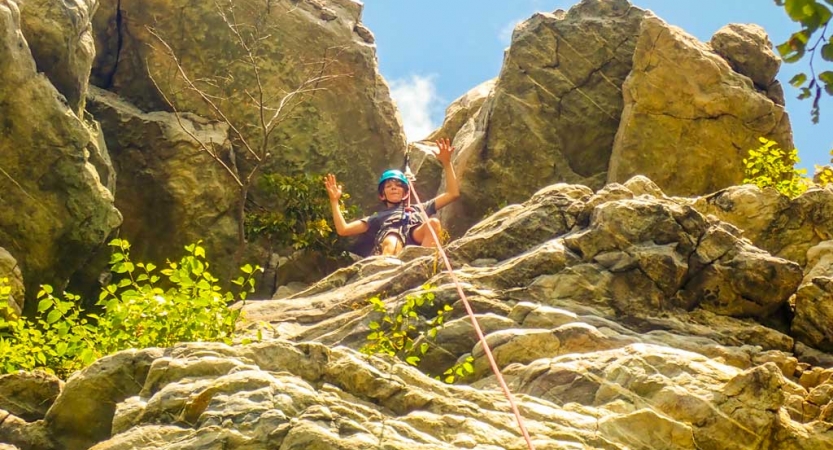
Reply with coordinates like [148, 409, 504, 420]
[3, 178, 833, 449]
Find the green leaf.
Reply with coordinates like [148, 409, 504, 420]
[368, 321, 380, 330]
[820, 71, 833, 95]
[37, 299, 52, 313]
[823, 43, 833, 61]
[420, 342, 429, 354]
[46, 309, 62, 324]
[405, 356, 420, 366]
[789, 72, 808, 87]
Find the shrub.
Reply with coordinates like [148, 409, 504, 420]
[743, 137, 810, 198]
[360, 285, 474, 384]
[0, 239, 261, 378]
[245, 173, 360, 255]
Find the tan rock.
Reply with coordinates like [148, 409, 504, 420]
[441, 0, 649, 236]
[0, 372, 62, 422]
[608, 16, 793, 196]
[0, 0, 122, 300]
[792, 241, 833, 351]
[409, 79, 496, 201]
[90, 0, 406, 211]
[45, 348, 163, 450]
[86, 86, 240, 279]
[0, 412, 54, 450]
[690, 185, 833, 266]
[710, 23, 781, 88]
[18, 0, 95, 113]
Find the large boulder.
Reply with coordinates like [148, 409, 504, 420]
[17, 0, 96, 113]
[90, 0, 406, 211]
[442, 0, 648, 236]
[0, 372, 62, 422]
[710, 23, 780, 90]
[86, 86, 240, 279]
[0, 0, 122, 302]
[45, 348, 163, 450]
[608, 16, 793, 196]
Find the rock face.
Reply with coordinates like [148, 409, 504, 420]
[691, 185, 833, 266]
[86, 87, 240, 279]
[0, 0, 122, 301]
[409, 79, 496, 200]
[3, 177, 833, 449]
[17, 0, 96, 113]
[236, 180, 818, 448]
[793, 241, 833, 351]
[607, 16, 793, 196]
[442, 0, 647, 236]
[0, 372, 62, 422]
[433, 0, 793, 237]
[90, 0, 406, 211]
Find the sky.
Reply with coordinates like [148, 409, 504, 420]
[361, 0, 833, 172]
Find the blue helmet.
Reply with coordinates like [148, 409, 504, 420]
[377, 169, 410, 195]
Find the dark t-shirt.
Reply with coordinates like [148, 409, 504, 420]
[353, 199, 437, 255]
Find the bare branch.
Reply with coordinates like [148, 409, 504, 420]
[146, 64, 244, 188]
[146, 26, 258, 159]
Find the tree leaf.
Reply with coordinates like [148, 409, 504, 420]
[37, 299, 52, 313]
[789, 72, 808, 87]
[46, 309, 62, 324]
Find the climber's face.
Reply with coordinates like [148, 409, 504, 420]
[381, 179, 407, 203]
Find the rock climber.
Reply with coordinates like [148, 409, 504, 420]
[324, 138, 460, 256]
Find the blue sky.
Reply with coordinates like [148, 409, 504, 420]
[361, 0, 833, 172]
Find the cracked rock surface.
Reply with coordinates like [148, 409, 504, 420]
[607, 15, 794, 196]
[3, 178, 833, 449]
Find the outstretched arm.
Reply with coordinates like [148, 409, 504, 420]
[325, 174, 369, 236]
[432, 138, 460, 210]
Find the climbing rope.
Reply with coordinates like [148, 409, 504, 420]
[403, 161, 536, 450]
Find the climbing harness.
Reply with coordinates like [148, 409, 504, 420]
[402, 150, 536, 450]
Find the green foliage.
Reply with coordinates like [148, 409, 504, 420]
[0, 239, 261, 378]
[440, 355, 475, 384]
[245, 173, 359, 254]
[0, 283, 98, 377]
[776, 0, 833, 122]
[360, 285, 474, 384]
[814, 148, 833, 185]
[743, 136, 810, 198]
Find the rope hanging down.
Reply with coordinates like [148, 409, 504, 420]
[402, 159, 536, 450]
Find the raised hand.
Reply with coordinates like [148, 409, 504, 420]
[435, 137, 454, 166]
[324, 173, 343, 202]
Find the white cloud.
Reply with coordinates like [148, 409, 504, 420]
[389, 74, 443, 142]
[499, 18, 524, 45]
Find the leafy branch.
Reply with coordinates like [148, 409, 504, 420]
[776, 0, 833, 122]
[360, 285, 474, 384]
